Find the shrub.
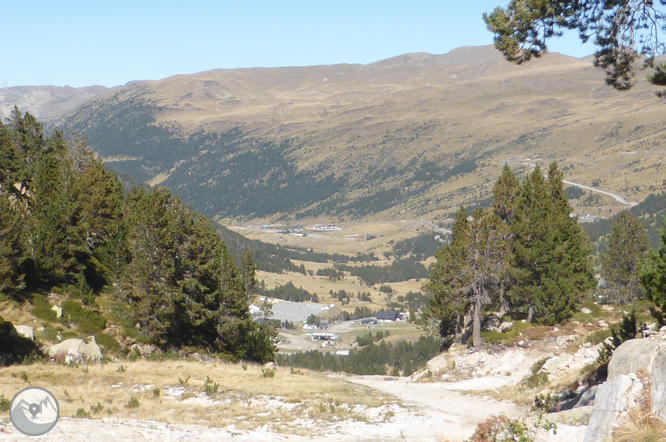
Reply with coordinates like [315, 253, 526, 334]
[204, 376, 219, 396]
[94, 333, 122, 354]
[61, 300, 106, 334]
[0, 395, 10, 412]
[75, 408, 90, 418]
[524, 358, 549, 389]
[125, 396, 140, 409]
[261, 367, 276, 378]
[30, 294, 57, 322]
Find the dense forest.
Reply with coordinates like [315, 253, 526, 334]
[0, 108, 274, 362]
[582, 191, 666, 250]
[335, 257, 429, 286]
[276, 335, 440, 376]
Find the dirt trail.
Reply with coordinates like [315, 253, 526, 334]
[0, 376, 521, 442]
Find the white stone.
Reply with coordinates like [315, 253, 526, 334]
[51, 305, 63, 318]
[14, 325, 34, 340]
[581, 307, 592, 314]
[48, 337, 102, 361]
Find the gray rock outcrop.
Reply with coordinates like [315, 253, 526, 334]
[584, 335, 666, 442]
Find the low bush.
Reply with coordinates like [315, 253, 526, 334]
[125, 396, 140, 409]
[30, 294, 57, 322]
[61, 300, 106, 334]
[94, 333, 122, 354]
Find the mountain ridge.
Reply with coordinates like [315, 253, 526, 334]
[5, 45, 664, 223]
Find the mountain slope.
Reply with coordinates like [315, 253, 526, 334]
[0, 85, 108, 123]
[55, 46, 666, 222]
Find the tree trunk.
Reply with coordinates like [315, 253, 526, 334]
[498, 281, 509, 316]
[527, 304, 534, 323]
[473, 298, 482, 347]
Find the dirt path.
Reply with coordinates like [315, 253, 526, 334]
[0, 376, 521, 442]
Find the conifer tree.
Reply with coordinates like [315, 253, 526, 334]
[510, 163, 594, 325]
[600, 211, 649, 303]
[76, 162, 127, 287]
[492, 164, 521, 224]
[641, 218, 666, 319]
[425, 206, 508, 347]
[29, 153, 78, 284]
[462, 208, 509, 347]
[491, 164, 520, 312]
[241, 249, 258, 296]
[0, 192, 26, 293]
[423, 207, 468, 347]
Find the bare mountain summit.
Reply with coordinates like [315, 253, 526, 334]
[0, 85, 108, 123]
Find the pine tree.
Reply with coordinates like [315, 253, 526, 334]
[600, 211, 650, 303]
[641, 217, 666, 319]
[462, 208, 509, 347]
[29, 153, 78, 284]
[241, 249, 257, 296]
[0, 192, 26, 293]
[75, 162, 127, 288]
[492, 164, 521, 224]
[510, 163, 595, 325]
[423, 207, 468, 347]
[491, 164, 520, 312]
[425, 206, 508, 347]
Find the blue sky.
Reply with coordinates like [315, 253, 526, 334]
[2, 1, 594, 88]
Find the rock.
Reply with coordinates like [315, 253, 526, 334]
[14, 325, 34, 341]
[607, 339, 659, 379]
[584, 374, 644, 442]
[51, 305, 63, 318]
[557, 335, 577, 347]
[583, 342, 592, 348]
[263, 361, 277, 370]
[575, 385, 598, 408]
[581, 307, 592, 314]
[498, 321, 514, 333]
[48, 337, 102, 362]
[649, 346, 666, 420]
[482, 315, 500, 332]
[536, 424, 587, 442]
[541, 354, 574, 374]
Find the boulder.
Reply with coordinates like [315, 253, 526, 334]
[541, 353, 574, 374]
[14, 325, 34, 341]
[48, 337, 102, 363]
[649, 346, 666, 420]
[581, 307, 592, 314]
[498, 321, 514, 333]
[584, 374, 644, 442]
[607, 339, 659, 379]
[575, 385, 598, 408]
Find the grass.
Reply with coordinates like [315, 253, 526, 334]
[0, 360, 396, 432]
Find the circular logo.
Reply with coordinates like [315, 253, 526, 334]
[9, 387, 60, 436]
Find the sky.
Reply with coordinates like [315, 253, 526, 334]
[2, 1, 595, 88]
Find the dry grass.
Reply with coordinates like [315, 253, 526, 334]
[0, 360, 396, 433]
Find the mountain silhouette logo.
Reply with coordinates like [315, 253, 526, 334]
[9, 386, 60, 436]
